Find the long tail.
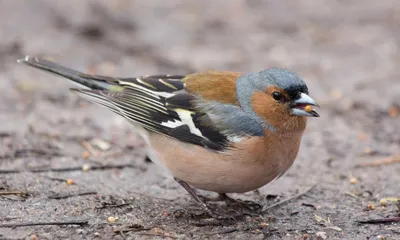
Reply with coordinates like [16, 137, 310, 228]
[17, 56, 111, 90]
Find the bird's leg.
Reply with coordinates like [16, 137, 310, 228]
[218, 193, 262, 211]
[174, 178, 208, 207]
[199, 194, 225, 202]
[174, 178, 233, 219]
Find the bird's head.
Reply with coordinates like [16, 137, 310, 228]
[236, 68, 319, 132]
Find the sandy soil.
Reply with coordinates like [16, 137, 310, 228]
[0, 0, 399, 239]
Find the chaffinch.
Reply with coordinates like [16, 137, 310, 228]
[18, 56, 319, 217]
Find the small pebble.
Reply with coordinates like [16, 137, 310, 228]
[259, 222, 269, 227]
[90, 138, 111, 151]
[316, 231, 327, 239]
[82, 164, 91, 172]
[82, 151, 90, 159]
[31, 235, 38, 240]
[379, 198, 388, 206]
[388, 106, 399, 117]
[66, 179, 74, 185]
[350, 177, 357, 184]
[366, 203, 376, 210]
[107, 216, 118, 223]
[363, 147, 373, 154]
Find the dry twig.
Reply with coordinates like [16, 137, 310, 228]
[48, 191, 97, 199]
[0, 219, 88, 228]
[0, 164, 135, 174]
[262, 184, 317, 212]
[358, 217, 400, 224]
[113, 224, 151, 233]
[357, 155, 400, 167]
[81, 140, 99, 157]
[96, 203, 131, 209]
[205, 228, 239, 236]
[0, 190, 29, 197]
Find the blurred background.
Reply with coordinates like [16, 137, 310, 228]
[0, 1, 399, 239]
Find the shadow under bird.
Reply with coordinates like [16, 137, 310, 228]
[18, 56, 319, 217]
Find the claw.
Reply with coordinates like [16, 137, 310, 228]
[219, 193, 262, 212]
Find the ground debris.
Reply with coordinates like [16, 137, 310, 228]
[113, 223, 151, 233]
[357, 217, 400, 224]
[301, 202, 318, 210]
[95, 195, 133, 209]
[107, 216, 118, 223]
[81, 140, 100, 157]
[356, 155, 400, 167]
[314, 214, 343, 232]
[96, 202, 131, 209]
[48, 191, 97, 199]
[0, 148, 64, 159]
[365, 203, 376, 211]
[0, 163, 135, 174]
[81, 139, 119, 159]
[0, 190, 30, 198]
[90, 138, 111, 151]
[262, 184, 317, 212]
[349, 176, 358, 184]
[344, 191, 359, 198]
[326, 226, 343, 232]
[316, 231, 327, 239]
[388, 105, 399, 117]
[0, 219, 89, 228]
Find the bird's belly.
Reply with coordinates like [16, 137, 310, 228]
[149, 142, 295, 193]
[148, 134, 300, 193]
[181, 160, 283, 193]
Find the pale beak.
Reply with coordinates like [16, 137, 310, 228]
[291, 93, 320, 117]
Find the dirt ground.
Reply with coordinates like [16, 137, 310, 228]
[0, 0, 399, 239]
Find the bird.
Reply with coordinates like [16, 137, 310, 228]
[18, 56, 319, 217]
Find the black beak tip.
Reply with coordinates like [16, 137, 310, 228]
[311, 111, 320, 117]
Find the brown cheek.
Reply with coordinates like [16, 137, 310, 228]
[251, 92, 289, 126]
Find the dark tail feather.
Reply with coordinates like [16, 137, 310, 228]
[17, 56, 108, 90]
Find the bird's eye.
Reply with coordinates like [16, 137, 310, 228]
[272, 92, 282, 101]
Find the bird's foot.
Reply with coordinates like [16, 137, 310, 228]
[219, 193, 262, 212]
[202, 204, 237, 221]
[173, 178, 238, 220]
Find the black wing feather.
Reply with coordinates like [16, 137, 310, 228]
[73, 85, 230, 151]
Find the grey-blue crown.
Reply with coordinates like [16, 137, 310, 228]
[257, 68, 308, 97]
